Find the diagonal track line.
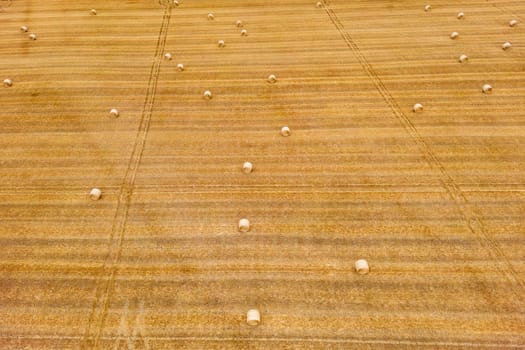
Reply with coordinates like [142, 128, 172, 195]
[320, 0, 525, 304]
[80, 3, 173, 349]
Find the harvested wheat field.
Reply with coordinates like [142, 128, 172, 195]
[0, 0, 524, 349]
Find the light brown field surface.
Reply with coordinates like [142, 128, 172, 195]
[0, 0, 524, 349]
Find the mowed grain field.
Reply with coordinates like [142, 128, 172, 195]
[0, 0, 524, 349]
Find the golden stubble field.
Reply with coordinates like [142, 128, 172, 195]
[0, 0, 524, 349]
